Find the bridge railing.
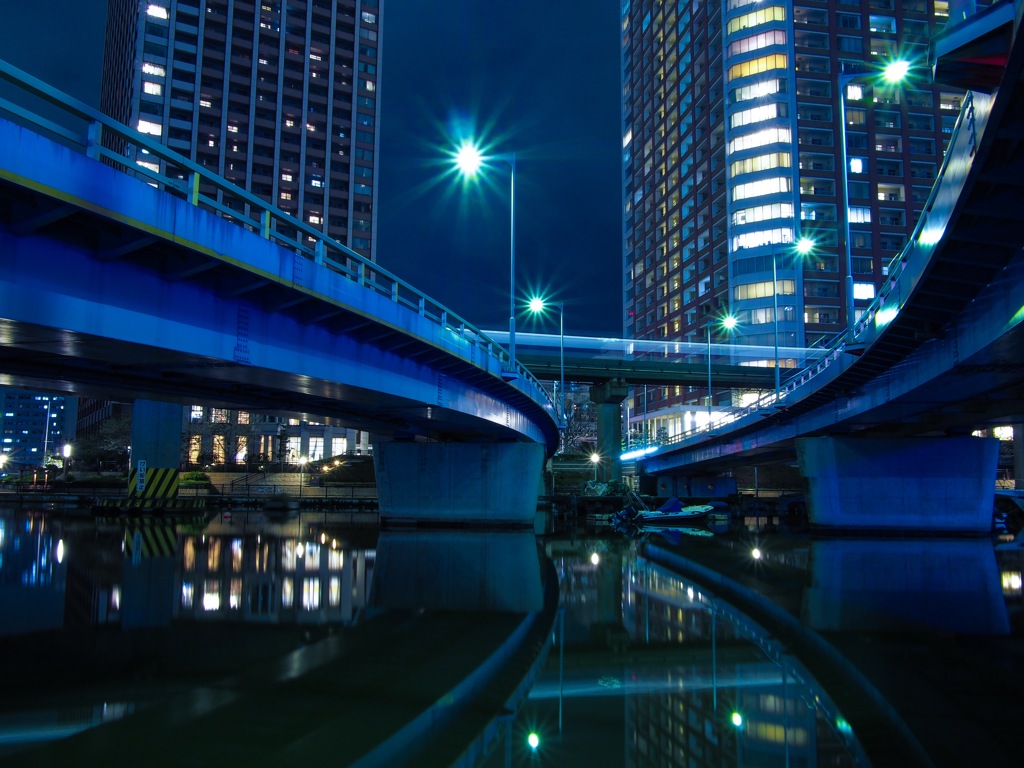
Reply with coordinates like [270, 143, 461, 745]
[656, 89, 981, 449]
[0, 59, 561, 425]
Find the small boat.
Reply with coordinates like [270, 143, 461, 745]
[611, 497, 722, 542]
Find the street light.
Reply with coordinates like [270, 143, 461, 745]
[454, 141, 518, 378]
[62, 443, 71, 483]
[839, 59, 911, 329]
[589, 452, 601, 481]
[528, 296, 565, 427]
[772, 237, 815, 402]
[707, 314, 738, 429]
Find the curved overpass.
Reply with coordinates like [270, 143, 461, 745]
[641, 2, 1024, 531]
[0, 60, 559, 525]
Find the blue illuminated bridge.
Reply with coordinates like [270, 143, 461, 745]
[1, 2, 1024, 534]
[633, 2, 1024, 533]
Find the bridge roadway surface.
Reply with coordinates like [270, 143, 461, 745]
[645, 0, 1024, 478]
[0, 58, 558, 454]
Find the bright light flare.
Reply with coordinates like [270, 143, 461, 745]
[591, 552, 600, 566]
[528, 297, 545, 313]
[721, 315, 738, 331]
[732, 712, 744, 727]
[527, 732, 540, 750]
[883, 59, 910, 83]
[454, 141, 483, 177]
[751, 547, 762, 560]
[796, 236, 815, 255]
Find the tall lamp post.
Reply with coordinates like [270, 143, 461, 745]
[454, 142, 518, 377]
[771, 237, 815, 402]
[589, 452, 601, 482]
[838, 60, 910, 329]
[706, 314, 738, 429]
[62, 443, 72, 483]
[528, 297, 565, 427]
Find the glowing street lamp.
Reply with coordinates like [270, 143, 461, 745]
[528, 296, 565, 427]
[62, 443, 72, 483]
[772, 236, 815, 401]
[454, 140, 518, 378]
[707, 314, 738, 429]
[589, 452, 601, 481]
[839, 60, 911, 329]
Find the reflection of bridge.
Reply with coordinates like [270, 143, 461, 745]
[0, 59, 558, 526]
[639, 2, 1024, 533]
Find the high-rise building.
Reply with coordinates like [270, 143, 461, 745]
[96, 0, 382, 468]
[621, 0, 987, 441]
[101, 0, 381, 257]
[0, 390, 77, 469]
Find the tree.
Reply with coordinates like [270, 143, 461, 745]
[74, 414, 131, 471]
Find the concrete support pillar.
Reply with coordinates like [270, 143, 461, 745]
[129, 399, 182, 501]
[796, 435, 998, 532]
[590, 379, 629, 483]
[373, 441, 546, 527]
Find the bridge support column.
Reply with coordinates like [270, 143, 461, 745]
[373, 442, 545, 527]
[590, 379, 629, 483]
[129, 400, 181, 502]
[796, 435, 998, 532]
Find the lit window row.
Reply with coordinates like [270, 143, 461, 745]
[726, 6, 786, 36]
[137, 119, 162, 136]
[728, 29, 786, 57]
[732, 228, 795, 251]
[850, 206, 872, 223]
[735, 278, 796, 301]
[728, 53, 788, 82]
[731, 102, 785, 130]
[732, 202, 794, 226]
[732, 79, 785, 104]
[732, 176, 791, 202]
[142, 62, 165, 78]
[731, 152, 791, 178]
[729, 126, 791, 154]
[146, 3, 168, 20]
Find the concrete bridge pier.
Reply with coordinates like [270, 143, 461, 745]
[590, 379, 629, 483]
[129, 399, 182, 501]
[796, 435, 998, 532]
[373, 441, 546, 527]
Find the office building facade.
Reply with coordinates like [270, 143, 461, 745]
[101, 0, 381, 256]
[97, 0, 382, 465]
[621, 0, 983, 440]
[0, 390, 77, 469]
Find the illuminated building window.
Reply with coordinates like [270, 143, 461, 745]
[302, 578, 321, 610]
[229, 578, 242, 609]
[137, 119, 163, 136]
[732, 227, 795, 250]
[734, 279, 796, 300]
[142, 62, 165, 77]
[727, 6, 786, 35]
[146, 4, 169, 19]
[143, 81, 162, 96]
[732, 176, 791, 202]
[728, 54, 788, 81]
[282, 577, 294, 608]
[732, 79, 784, 103]
[282, 541, 297, 572]
[182, 537, 196, 571]
[231, 539, 243, 572]
[729, 127, 791, 154]
[303, 542, 320, 568]
[853, 282, 876, 300]
[731, 103, 785, 129]
[732, 202, 795, 226]
[329, 577, 341, 607]
[207, 539, 221, 571]
[728, 28, 786, 56]
[329, 548, 344, 570]
[182, 582, 194, 608]
[849, 206, 872, 223]
[730, 152, 791, 178]
[203, 580, 220, 611]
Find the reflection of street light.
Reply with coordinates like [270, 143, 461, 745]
[62, 443, 72, 483]
[707, 314, 738, 428]
[589, 452, 601, 481]
[528, 296, 565, 427]
[454, 141, 518, 377]
[772, 237, 814, 401]
[839, 60, 911, 328]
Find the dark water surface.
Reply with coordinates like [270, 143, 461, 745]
[1, 504, 1022, 766]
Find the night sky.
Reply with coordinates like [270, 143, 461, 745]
[2, 1, 623, 337]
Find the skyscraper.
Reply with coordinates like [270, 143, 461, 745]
[95, 0, 382, 467]
[101, 0, 381, 257]
[0, 390, 77, 470]
[621, 0, 986, 441]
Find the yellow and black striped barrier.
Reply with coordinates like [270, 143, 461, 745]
[127, 466, 179, 501]
[124, 518, 178, 561]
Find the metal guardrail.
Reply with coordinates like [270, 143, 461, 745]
[658, 89, 979, 449]
[0, 58, 561, 428]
